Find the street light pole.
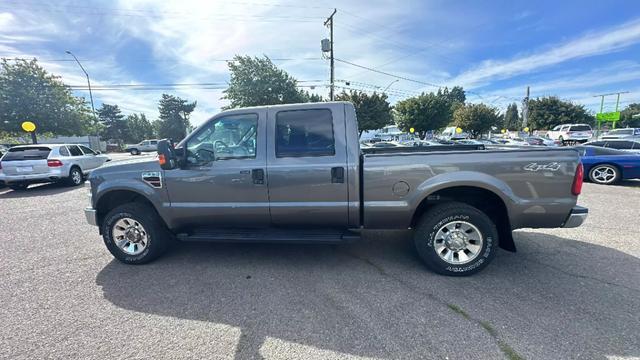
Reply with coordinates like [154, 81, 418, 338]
[65, 50, 96, 117]
[382, 79, 399, 93]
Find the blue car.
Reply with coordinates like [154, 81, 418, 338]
[575, 146, 640, 185]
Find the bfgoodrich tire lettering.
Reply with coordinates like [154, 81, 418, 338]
[101, 203, 170, 264]
[414, 202, 499, 276]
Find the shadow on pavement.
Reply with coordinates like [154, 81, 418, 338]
[0, 182, 78, 198]
[96, 231, 640, 359]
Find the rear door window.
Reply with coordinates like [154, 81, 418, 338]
[2, 147, 51, 161]
[275, 109, 335, 157]
[68, 145, 83, 156]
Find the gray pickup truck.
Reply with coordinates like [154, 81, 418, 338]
[84, 102, 587, 276]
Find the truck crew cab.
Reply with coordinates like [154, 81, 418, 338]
[85, 102, 587, 276]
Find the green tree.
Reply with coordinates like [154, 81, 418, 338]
[439, 86, 466, 117]
[528, 96, 594, 130]
[395, 92, 452, 139]
[503, 103, 520, 130]
[125, 113, 154, 143]
[335, 90, 392, 136]
[97, 104, 126, 143]
[0, 58, 95, 136]
[156, 94, 196, 142]
[223, 55, 311, 109]
[453, 103, 501, 138]
[619, 103, 640, 128]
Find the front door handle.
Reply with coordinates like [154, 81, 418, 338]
[252, 169, 264, 185]
[331, 167, 344, 183]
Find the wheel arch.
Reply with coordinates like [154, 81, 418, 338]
[410, 185, 515, 252]
[95, 189, 164, 233]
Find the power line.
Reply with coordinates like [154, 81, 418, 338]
[1, 56, 324, 63]
[0, 5, 323, 23]
[335, 58, 443, 88]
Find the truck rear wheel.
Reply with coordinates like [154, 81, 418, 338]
[413, 202, 499, 276]
[102, 203, 170, 264]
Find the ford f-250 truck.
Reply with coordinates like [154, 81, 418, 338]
[84, 102, 587, 276]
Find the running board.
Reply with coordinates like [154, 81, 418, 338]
[176, 228, 360, 244]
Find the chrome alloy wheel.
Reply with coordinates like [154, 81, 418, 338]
[434, 221, 483, 265]
[591, 166, 616, 184]
[71, 169, 83, 185]
[112, 218, 149, 255]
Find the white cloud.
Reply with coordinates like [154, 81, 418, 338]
[452, 19, 640, 88]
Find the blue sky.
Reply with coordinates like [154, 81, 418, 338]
[1, 0, 640, 125]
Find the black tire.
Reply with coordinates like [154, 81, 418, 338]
[67, 166, 84, 186]
[588, 164, 620, 185]
[130, 149, 140, 155]
[102, 203, 171, 264]
[413, 202, 499, 276]
[9, 183, 29, 191]
[558, 135, 565, 146]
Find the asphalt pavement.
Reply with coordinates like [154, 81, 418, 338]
[0, 179, 638, 359]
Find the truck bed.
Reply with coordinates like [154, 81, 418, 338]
[361, 146, 581, 230]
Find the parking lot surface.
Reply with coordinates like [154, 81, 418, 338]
[1, 180, 638, 359]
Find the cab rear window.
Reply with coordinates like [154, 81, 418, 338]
[2, 147, 51, 161]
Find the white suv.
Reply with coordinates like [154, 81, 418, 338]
[546, 124, 593, 144]
[0, 144, 110, 191]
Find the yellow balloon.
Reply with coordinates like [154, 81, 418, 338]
[501, 129, 506, 133]
[21, 121, 36, 132]
[524, 127, 530, 132]
[455, 127, 462, 134]
[409, 127, 415, 133]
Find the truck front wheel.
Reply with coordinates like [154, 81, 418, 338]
[413, 202, 499, 276]
[101, 203, 170, 264]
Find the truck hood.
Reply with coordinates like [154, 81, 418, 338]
[90, 158, 161, 179]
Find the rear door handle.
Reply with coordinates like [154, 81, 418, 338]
[252, 169, 264, 185]
[331, 167, 344, 183]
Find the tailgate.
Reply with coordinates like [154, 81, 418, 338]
[2, 159, 50, 175]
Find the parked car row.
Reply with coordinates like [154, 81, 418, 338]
[0, 144, 110, 190]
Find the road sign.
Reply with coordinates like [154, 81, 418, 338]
[596, 112, 620, 122]
[21, 121, 36, 132]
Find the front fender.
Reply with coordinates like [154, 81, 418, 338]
[91, 176, 171, 227]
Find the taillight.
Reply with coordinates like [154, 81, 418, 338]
[572, 163, 584, 195]
[47, 159, 63, 167]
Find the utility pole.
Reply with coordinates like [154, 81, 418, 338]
[593, 91, 628, 135]
[324, 9, 337, 101]
[521, 86, 530, 130]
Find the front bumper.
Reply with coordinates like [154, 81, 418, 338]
[84, 207, 97, 226]
[563, 206, 588, 228]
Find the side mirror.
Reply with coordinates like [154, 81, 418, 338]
[157, 139, 177, 170]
